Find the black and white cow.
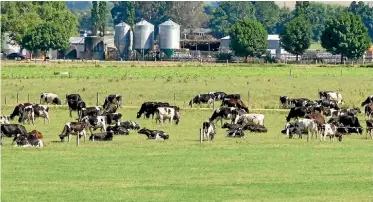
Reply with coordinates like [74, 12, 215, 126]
[103, 94, 123, 109]
[210, 107, 240, 126]
[366, 120, 373, 139]
[242, 123, 268, 133]
[59, 122, 88, 142]
[155, 107, 180, 125]
[361, 95, 373, 107]
[202, 121, 216, 141]
[19, 104, 50, 125]
[103, 103, 118, 114]
[189, 94, 215, 107]
[280, 96, 291, 108]
[226, 128, 245, 138]
[290, 98, 311, 107]
[365, 103, 373, 119]
[79, 106, 102, 121]
[104, 113, 122, 125]
[137, 102, 170, 119]
[286, 106, 307, 122]
[89, 131, 114, 141]
[116, 121, 140, 130]
[81, 116, 107, 134]
[13, 133, 44, 147]
[67, 99, 86, 118]
[106, 125, 130, 135]
[225, 94, 241, 100]
[66, 94, 82, 103]
[9, 103, 33, 121]
[321, 123, 343, 142]
[40, 93, 61, 105]
[222, 122, 242, 130]
[319, 91, 343, 105]
[138, 128, 169, 140]
[339, 107, 361, 117]
[0, 115, 11, 124]
[327, 115, 363, 134]
[1, 124, 28, 143]
[208, 92, 227, 101]
[315, 99, 340, 110]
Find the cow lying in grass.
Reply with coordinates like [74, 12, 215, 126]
[89, 131, 114, 141]
[13, 130, 44, 147]
[138, 128, 169, 140]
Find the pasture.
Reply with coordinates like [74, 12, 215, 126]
[1, 62, 373, 201]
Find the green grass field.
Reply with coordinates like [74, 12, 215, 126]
[1, 62, 373, 201]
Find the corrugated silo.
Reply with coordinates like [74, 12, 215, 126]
[134, 19, 154, 55]
[159, 20, 180, 57]
[114, 22, 132, 58]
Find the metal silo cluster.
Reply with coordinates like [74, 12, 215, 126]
[114, 19, 181, 60]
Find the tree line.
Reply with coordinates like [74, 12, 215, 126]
[1, 1, 372, 62]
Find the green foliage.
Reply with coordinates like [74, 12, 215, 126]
[111, 1, 135, 27]
[321, 12, 371, 62]
[294, 1, 310, 17]
[91, 2, 99, 35]
[229, 19, 268, 60]
[165, 2, 210, 30]
[253, 1, 280, 34]
[348, 1, 373, 42]
[209, 2, 256, 38]
[21, 22, 70, 57]
[98, 2, 108, 36]
[280, 15, 312, 60]
[273, 7, 293, 35]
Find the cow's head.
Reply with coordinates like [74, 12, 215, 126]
[12, 134, 29, 146]
[53, 97, 62, 105]
[173, 112, 180, 125]
[59, 135, 65, 142]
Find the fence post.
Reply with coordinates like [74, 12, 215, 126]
[247, 91, 250, 109]
[289, 68, 292, 76]
[96, 92, 99, 106]
[4, 96, 7, 105]
[16, 93, 19, 103]
[28, 94, 30, 103]
[200, 128, 203, 143]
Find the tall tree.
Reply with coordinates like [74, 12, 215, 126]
[165, 2, 210, 31]
[294, 1, 310, 17]
[21, 22, 70, 59]
[321, 12, 370, 63]
[229, 19, 268, 61]
[209, 2, 256, 38]
[273, 7, 293, 35]
[280, 15, 312, 62]
[91, 1, 99, 35]
[348, 1, 373, 42]
[98, 1, 108, 36]
[253, 1, 280, 34]
[111, 1, 135, 26]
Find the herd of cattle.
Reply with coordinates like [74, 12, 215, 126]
[1, 91, 373, 147]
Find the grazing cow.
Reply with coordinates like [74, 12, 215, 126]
[286, 107, 307, 122]
[281, 123, 303, 138]
[116, 121, 140, 130]
[67, 100, 86, 118]
[225, 94, 241, 100]
[0, 115, 11, 124]
[208, 92, 227, 101]
[104, 113, 122, 125]
[366, 120, 373, 139]
[320, 91, 343, 105]
[284, 119, 317, 139]
[13, 133, 44, 147]
[103, 94, 123, 109]
[339, 107, 361, 117]
[19, 104, 50, 125]
[106, 125, 130, 135]
[221, 98, 249, 113]
[319, 91, 333, 100]
[226, 128, 245, 138]
[189, 94, 215, 107]
[305, 112, 325, 129]
[323, 107, 340, 118]
[40, 93, 61, 105]
[138, 128, 169, 140]
[365, 103, 373, 119]
[290, 98, 311, 107]
[361, 95, 373, 107]
[155, 107, 180, 125]
[328, 115, 363, 134]
[315, 99, 340, 110]
[137, 102, 170, 119]
[59, 122, 88, 142]
[79, 106, 102, 120]
[9, 103, 32, 120]
[81, 116, 107, 134]
[1, 124, 28, 143]
[89, 131, 114, 141]
[280, 96, 291, 108]
[202, 121, 216, 141]
[66, 94, 82, 103]
[209, 107, 240, 126]
[103, 103, 118, 114]
[237, 114, 264, 126]
[321, 124, 343, 142]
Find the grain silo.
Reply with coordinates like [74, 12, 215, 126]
[114, 22, 132, 58]
[134, 19, 154, 56]
[159, 20, 180, 57]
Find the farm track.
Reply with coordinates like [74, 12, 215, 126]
[1, 104, 290, 112]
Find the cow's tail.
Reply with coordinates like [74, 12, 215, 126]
[188, 100, 193, 107]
